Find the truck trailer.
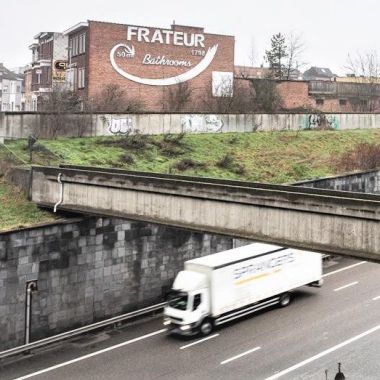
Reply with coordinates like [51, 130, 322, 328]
[164, 242, 323, 336]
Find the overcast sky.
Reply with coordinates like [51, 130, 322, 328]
[1, 0, 379, 75]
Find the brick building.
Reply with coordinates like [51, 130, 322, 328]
[27, 32, 68, 110]
[276, 80, 380, 112]
[63, 21, 235, 111]
[24, 22, 380, 113]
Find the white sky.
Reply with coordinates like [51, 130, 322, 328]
[1, 0, 379, 75]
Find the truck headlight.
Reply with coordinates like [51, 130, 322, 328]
[180, 324, 191, 331]
[163, 319, 171, 326]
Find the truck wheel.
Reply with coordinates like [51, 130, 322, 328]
[200, 319, 213, 336]
[279, 293, 291, 307]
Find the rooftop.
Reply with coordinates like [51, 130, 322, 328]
[0, 63, 20, 81]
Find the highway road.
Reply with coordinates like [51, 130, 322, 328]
[1, 257, 379, 380]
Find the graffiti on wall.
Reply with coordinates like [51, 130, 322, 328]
[104, 116, 140, 135]
[303, 114, 340, 130]
[181, 114, 223, 133]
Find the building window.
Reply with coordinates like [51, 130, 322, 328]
[212, 71, 234, 97]
[73, 36, 78, 56]
[78, 33, 86, 54]
[65, 68, 77, 90]
[69, 39, 73, 58]
[316, 98, 324, 105]
[78, 68, 85, 89]
[78, 34, 83, 55]
[70, 33, 86, 57]
[339, 99, 347, 106]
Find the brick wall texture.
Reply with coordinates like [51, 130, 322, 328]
[0, 218, 232, 350]
[85, 21, 235, 111]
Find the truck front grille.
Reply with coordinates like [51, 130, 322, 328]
[170, 316, 183, 323]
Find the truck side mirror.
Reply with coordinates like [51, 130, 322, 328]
[193, 294, 202, 311]
[162, 286, 172, 301]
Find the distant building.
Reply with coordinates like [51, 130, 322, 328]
[23, 66, 35, 111]
[27, 32, 68, 110]
[277, 79, 380, 112]
[234, 65, 272, 79]
[10, 66, 29, 75]
[235, 66, 302, 80]
[336, 74, 380, 84]
[0, 63, 23, 111]
[303, 67, 336, 81]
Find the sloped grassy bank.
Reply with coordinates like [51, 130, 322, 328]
[2, 129, 380, 230]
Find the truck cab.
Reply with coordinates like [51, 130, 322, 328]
[163, 270, 211, 335]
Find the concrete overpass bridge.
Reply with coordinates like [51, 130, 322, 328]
[31, 165, 380, 262]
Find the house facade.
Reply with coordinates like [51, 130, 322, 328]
[0, 63, 23, 111]
[27, 32, 68, 110]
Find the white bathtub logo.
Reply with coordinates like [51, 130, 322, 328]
[110, 43, 218, 86]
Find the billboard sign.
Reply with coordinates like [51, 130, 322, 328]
[110, 26, 219, 86]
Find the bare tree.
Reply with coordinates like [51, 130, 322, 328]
[163, 81, 193, 112]
[250, 79, 282, 112]
[284, 32, 306, 80]
[264, 32, 306, 80]
[345, 50, 380, 111]
[248, 37, 257, 67]
[39, 85, 82, 138]
[92, 83, 144, 112]
[346, 50, 380, 79]
[200, 78, 255, 113]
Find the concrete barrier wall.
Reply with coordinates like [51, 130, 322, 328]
[296, 170, 380, 194]
[1, 112, 380, 139]
[0, 217, 232, 350]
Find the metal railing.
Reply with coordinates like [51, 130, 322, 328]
[0, 302, 166, 360]
[309, 80, 380, 97]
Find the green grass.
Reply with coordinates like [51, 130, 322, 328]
[2, 129, 380, 230]
[5, 129, 380, 184]
[0, 179, 56, 231]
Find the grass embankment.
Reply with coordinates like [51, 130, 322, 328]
[1, 129, 379, 231]
[0, 178, 56, 231]
[4, 129, 380, 184]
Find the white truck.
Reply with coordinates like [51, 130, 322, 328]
[164, 242, 322, 336]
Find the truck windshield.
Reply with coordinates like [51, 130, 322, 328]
[168, 292, 188, 311]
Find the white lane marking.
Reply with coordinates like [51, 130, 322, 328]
[334, 281, 359, 292]
[264, 324, 380, 380]
[12, 329, 167, 380]
[373, 296, 380, 301]
[180, 333, 219, 349]
[322, 261, 366, 278]
[220, 346, 261, 365]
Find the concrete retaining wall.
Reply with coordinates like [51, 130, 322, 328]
[296, 170, 380, 194]
[1, 112, 380, 139]
[0, 217, 231, 350]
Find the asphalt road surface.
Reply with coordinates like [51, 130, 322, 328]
[1, 257, 379, 380]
